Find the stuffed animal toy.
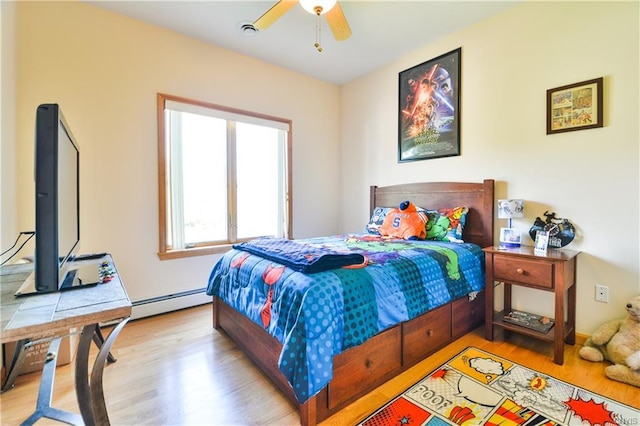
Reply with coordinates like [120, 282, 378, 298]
[379, 201, 428, 240]
[578, 295, 640, 387]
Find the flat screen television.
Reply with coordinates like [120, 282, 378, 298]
[15, 104, 99, 296]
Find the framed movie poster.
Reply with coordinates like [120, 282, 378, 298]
[398, 47, 461, 162]
[547, 77, 603, 134]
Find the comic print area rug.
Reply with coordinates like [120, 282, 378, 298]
[359, 347, 640, 426]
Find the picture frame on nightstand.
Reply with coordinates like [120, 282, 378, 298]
[499, 228, 522, 248]
[534, 230, 550, 254]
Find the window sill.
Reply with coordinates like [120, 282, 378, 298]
[158, 245, 232, 260]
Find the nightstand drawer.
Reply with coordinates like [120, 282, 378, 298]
[494, 256, 553, 288]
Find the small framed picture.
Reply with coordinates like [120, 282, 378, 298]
[547, 77, 603, 134]
[534, 230, 550, 254]
[499, 228, 522, 248]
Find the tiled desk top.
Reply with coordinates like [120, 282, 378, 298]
[0, 256, 131, 343]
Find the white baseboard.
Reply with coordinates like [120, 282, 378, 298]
[130, 290, 212, 320]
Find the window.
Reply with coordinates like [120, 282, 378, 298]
[157, 93, 292, 259]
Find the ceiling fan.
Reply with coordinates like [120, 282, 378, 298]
[253, 0, 352, 51]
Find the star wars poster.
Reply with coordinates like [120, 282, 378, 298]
[398, 48, 461, 162]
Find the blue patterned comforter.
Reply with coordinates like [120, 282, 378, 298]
[206, 234, 485, 403]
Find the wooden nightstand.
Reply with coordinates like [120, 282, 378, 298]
[483, 246, 580, 364]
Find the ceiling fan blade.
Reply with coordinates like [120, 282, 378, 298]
[325, 2, 352, 41]
[253, 0, 298, 30]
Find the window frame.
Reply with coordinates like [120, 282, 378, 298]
[157, 93, 293, 260]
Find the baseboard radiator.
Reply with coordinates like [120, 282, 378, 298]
[131, 288, 212, 320]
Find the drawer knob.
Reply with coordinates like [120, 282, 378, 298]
[517, 268, 525, 275]
[426, 329, 434, 337]
[365, 359, 373, 369]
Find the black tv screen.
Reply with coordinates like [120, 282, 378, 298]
[34, 103, 81, 293]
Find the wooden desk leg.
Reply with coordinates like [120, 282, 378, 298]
[76, 318, 130, 426]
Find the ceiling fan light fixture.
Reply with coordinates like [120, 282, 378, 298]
[299, 0, 337, 15]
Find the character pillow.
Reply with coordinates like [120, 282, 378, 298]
[379, 201, 428, 240]
[425, 206, 469, 242]
[365, 207, 392, 234]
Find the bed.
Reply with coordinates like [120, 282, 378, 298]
[207, 180, 494, 425]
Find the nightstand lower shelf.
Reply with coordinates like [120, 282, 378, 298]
[492, 310, 575, 343]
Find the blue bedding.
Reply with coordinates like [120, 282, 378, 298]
[206, 234, 485, 403]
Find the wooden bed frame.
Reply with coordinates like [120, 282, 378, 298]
[212, 179, 495, 425]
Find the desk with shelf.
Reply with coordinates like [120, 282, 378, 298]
[483, 246, 580, 365]
[1, 255, 131, 425]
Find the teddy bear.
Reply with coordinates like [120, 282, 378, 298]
[578, 295, 640, 387]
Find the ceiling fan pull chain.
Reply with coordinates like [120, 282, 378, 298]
[314, 8, 323, 52]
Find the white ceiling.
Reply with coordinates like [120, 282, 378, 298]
[87, 1, 518, 85]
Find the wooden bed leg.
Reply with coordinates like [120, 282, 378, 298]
[212, 297, 220, 329]
[299, 396, 317, 426]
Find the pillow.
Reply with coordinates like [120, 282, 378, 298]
[365, 207, 391, 234]
[378, 201, 429, 240]
[425, 206, 469, 243]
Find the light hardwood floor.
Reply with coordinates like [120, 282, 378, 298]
[1, 304, 638, 425]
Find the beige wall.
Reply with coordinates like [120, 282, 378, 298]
[10, 2, 341, 306]
[340, 1, 639, 334]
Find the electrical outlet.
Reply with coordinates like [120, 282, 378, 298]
[595, 284, 609, 303]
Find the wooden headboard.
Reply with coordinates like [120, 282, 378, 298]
[370, 179, 495, 248]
